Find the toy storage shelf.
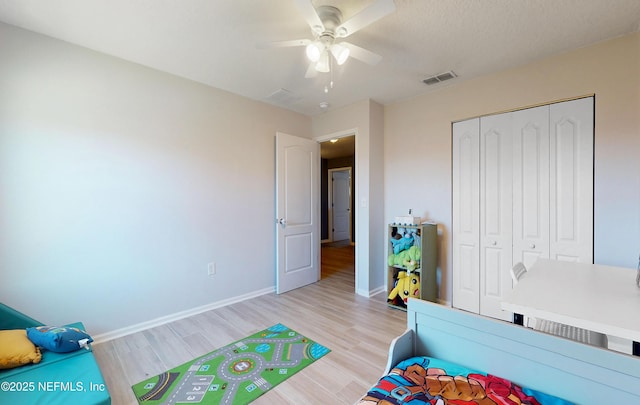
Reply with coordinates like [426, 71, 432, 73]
[387, 223, 438, 311]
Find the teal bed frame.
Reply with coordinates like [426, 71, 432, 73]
[383, 299, 640, 403]
[0, 303, 111, 405]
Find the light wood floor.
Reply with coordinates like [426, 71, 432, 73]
[93, 244, 407, 404]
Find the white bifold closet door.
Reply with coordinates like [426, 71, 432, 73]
[452, 97, 593, 320]
[452, 118, 481, 314]
[549, 98, 593, 263]
[512, 105, 550, 270]
[479, 113, 514, 321]
[452, 115, 515, 321]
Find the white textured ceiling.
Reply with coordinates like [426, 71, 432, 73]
[0, 0, 639, 116]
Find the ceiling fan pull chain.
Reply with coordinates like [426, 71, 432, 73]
[330, 56, 334, 89]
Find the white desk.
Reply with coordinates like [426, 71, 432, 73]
[501, 259, 640, 352]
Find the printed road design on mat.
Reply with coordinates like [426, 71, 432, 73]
[132, 324, 330, 404]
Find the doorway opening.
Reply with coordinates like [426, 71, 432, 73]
[320, 135, 355, 281]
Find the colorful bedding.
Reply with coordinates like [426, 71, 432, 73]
[358, 356, 572, 405]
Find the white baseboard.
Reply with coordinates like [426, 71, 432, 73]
[369, 286, 387, 297]
[355, 285, 387, 298]
[92, 287, 275, 344]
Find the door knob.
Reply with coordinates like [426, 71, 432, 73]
[277, 218, 286, 226]
[492, 241, 497, 246]
[529, 243, 536, 249]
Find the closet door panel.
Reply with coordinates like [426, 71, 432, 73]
[452, 118, 480, 313]
[512, 105, 550, 270]
[479, 114, 512, 321]
[550, 98, 594, 263]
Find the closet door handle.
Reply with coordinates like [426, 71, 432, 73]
[529, 243, 536, 249]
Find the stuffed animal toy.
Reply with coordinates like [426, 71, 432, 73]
[388, 246, 421, 271]
[397, 227, 419, 238]
[390, 234, 414, 254]
[388, 271, 420, 306]
[397, 227, 407, 237]
[388, 250, 407, 267]
[402, 245, 421, 271]
[388, 250, 412, 268]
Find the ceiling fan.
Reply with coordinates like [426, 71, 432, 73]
[261, 0, 396, 78]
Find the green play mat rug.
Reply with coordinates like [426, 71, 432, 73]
[131, 323, 330, 404]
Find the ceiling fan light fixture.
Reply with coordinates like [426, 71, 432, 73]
[315, 51, 330, 72]
[305, 41, 323, 62]
[330, 43, 350, 65]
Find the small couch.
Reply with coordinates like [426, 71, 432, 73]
[0, 303, 111, 405]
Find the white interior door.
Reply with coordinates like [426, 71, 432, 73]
[549, 97, 594, 263]
[512, 105, 550, 269]
[331, 169, 351, 242]
[479, 113, 513, 321]
[452, 118, 480, 313]
[275, 132, 320, 294]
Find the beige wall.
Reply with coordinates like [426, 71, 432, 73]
[384, 32, 640, 303]
[0, 22, 311, 336]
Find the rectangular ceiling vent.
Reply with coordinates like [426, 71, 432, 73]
[264, 88, 301, 106]
[423, 70, 457, 86]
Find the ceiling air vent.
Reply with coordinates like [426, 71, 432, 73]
[423, 70, 457, 86]
[264, 88, 301, 106]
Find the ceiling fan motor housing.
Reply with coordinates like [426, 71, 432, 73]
[315, 5, 343, 37]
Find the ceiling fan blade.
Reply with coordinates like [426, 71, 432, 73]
[293, 0, 324, 34]
[305, 62, 318, 78]
[257, 39, 311, 49]
[335, 0, 395, 38]
[342, 42, 382, 65]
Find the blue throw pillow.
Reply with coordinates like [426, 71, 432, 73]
[26, 326, 93, 353]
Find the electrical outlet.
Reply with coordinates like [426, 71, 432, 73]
[207, 262, 216, 276]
